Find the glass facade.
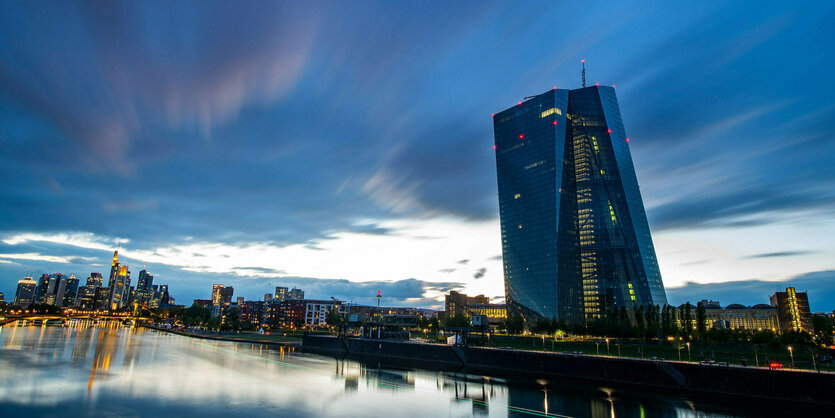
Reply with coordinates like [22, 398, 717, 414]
[493, 86, 667, 324]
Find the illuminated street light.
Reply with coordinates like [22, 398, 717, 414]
[789, 346, 794, 368]
[686, 342, 691, 362]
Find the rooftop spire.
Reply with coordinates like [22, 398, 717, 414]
[581, 59, 586, 88]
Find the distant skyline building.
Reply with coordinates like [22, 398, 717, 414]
[289, 287, 304, 300]
[137, 268, 154, 304]
[493, 85, 667, 324]
[13, 277, 37, 308]
[61, 274, 79, 307]
[275, 286, 288, 301]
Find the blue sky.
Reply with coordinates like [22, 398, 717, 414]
[1, 1, 834, 311]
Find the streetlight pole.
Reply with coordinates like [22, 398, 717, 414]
[686, 342, 691, 362]
[596, 342, 600, 356]
[678, 344, 682, 361]
[606, 338, 610, 356]
[789, 346, 794, 368]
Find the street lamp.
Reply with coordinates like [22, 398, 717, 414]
[788, 346, 794, 368]
[686, 342, 691, 362]
[605, 338, 610, 356]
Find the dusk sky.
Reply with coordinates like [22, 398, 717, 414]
[1, 1, 834, 311]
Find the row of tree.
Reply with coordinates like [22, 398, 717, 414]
[493, 302, 832, 347]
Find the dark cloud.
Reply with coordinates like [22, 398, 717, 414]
[680, 259, 711, 266]
[488, 255, 502, 261]
[666, 270, 835, 312]
[742, 251, 815, 259]
[457, 259, 470, 265]
[1, 2, 835, 298]
[473, 268, 487, 279]
[438, 268, 456, 273]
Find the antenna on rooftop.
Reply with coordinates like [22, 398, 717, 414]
[581, 59, 586, 88]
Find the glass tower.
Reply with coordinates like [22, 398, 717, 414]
[493, 86, 667, 324]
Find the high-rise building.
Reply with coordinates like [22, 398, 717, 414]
[93, 287, 110, 309]
[61, 274, 80, 308]
[770, 287, 813, 333]
[493, 85, 667, 324]
[275, 286, 288, 301]
[0, 292, 3, 303]
[236, 296, 245, 305]
[136, 269, 154, 305]
[13, 277, 37, 308]
[212, 284, 233, 305]
[445, 291, 489, 315]
[109, 265, 130, 310]
[34, 273, 68, 306]
[288, 287, 304, 300]
[77, 273, 104, 309]
[264, 293, 273, 301]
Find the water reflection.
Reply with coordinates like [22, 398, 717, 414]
[0, 325, 752, 417]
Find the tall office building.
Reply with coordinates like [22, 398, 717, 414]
[274, 286, 288, 301]
[136, 269, 154, 304]
[493, 85, 667, 324]
[109, 265, 130, 310]
[78, 273, 104, 309]
[61, 274, 80, 307]
[13, 277, 37, 308]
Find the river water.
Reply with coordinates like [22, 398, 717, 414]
[0, 325, 758, 417]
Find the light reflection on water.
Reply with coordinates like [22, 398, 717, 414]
[0, 325, 746, 417]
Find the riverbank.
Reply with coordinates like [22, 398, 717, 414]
[303, 334, 835, 407]
[142, 325, 301, 347]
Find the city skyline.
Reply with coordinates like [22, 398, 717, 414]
[1, 2, 835, 311]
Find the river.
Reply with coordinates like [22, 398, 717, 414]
[0, 324, 759, 417]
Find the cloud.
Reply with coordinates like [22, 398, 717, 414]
[473, 268, 487, 279]
[0, 253, 93, 264]
[742, 251, 815, 259]
[438, 268, 456, 273]
[457, 259, 470, 265]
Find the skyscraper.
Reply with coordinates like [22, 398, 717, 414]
[137, 268, 154, 304]
[61, 274, 80, 308]
[109, 265, 130, 310]
[78, 273, 103, 309]
[493, 85, 667, 324]
[13, 277, 37, 308]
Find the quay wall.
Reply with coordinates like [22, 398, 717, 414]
[303, 335, 834, 406]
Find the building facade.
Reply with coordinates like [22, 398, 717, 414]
[493, 86, 667, 324]
[13, 277, 37, 308]
[304, 299, 346, 327]
[770, 287, 813, 333]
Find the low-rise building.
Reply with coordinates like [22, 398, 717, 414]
[304, 299, 346, 327]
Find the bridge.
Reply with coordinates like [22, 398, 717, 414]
[0, 312, 148, 327]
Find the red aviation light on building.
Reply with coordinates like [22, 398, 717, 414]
[581, 59, 585, 63]
[553, 86, 557, 90]
[552, 120, 558, 125]
[493, 145, 497, 150]
[625, 137, 630, 142]
[491, 113, 495, 117]
[595, 83, 599, 87]
[519, 134, 524, 139]
[607, 129, 612, 134]
[518, 101, 522, 106]
[612, 85, 616, 88]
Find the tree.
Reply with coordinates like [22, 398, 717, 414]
[502, 312, 524, 335]
[221, 307, 240, 331]
[635, 305, 646, 338]
[325, 307, 344, 326]
[695, 302, 707, 339]
[444, 313, 470, 328]
[812, 315, 834, 347]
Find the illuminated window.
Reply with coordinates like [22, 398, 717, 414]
[540, 108, 562, 118]
[514, 193, 521, 199]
